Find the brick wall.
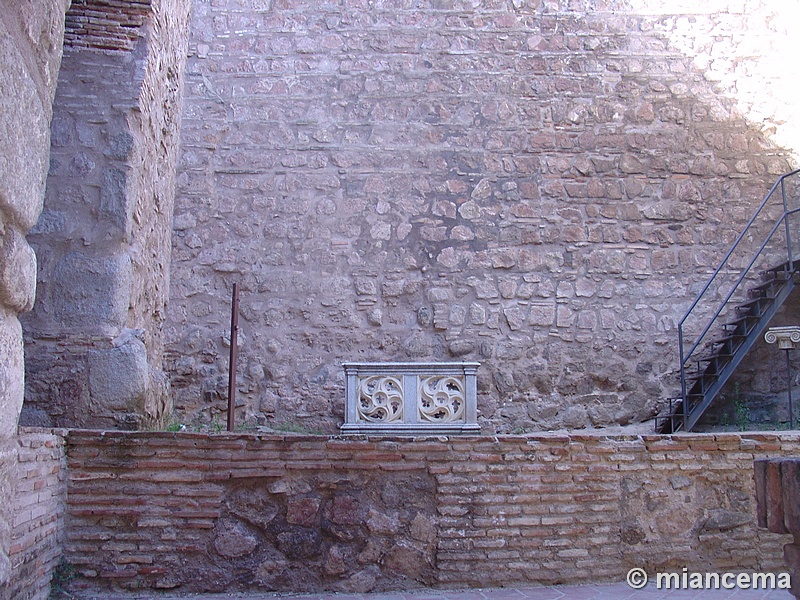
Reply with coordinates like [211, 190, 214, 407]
[63, 430, 798, 595]
[4, 429, 68, 600]
[64, 0, 153, 52]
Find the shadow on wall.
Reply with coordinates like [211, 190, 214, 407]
[162, 0, 799, 435]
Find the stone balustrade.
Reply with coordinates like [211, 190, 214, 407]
[341, 362, 480, 434]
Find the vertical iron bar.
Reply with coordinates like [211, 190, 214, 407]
[227, 283, 239, 432]
[786, 348, 794, 430]
[679, 325, 687, 432]
[782, 178, 792, 267]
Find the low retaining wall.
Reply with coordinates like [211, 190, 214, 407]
[64, 430, 800, 595]
[5, 428, 67, 600]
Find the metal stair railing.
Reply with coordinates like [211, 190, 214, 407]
[677, 169, 800, 431]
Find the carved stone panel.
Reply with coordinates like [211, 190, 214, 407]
[342, 362, 480, 434]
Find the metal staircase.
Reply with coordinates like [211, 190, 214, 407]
[657, 169, 800, 433]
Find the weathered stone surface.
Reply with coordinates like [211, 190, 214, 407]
[0, 23, 47, 231]
[227, 485, 280, 530]
[277, 529, 322, 559]
[366, 509, 401, 536]
[323, 544, 349, 576]
[409, 513, 436, 544]
[702, 509, 751, 532]
[52, 252, 132, 333]
[327, 494, 362, 526]
[0, 315, 24, 439]
[255, 546, 289, 585]
[15, 0, 71, 96]
[166, 0, 800, 433]
[286, 496, 320, 527]
[23, 0, 191, 429]
[0, 227, 37, 313]
[100, 167, 131, 233]
[87, 334, 149, 415]
[383, 542, 431, 582]
[214, 521, 257, 558]
[334, 566, 379, 594]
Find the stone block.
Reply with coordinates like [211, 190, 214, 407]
[52, 252, 132, 334]
[0, 315, 24, 439]
[88, 334, 149, 415]
[214, 521, 257, 558]
[784, 543, 800, 599]
[701, 509, 750, 532]
[15, 0, 71, 97]
[783, 460, 800, 535]
[755, 458, 795, 535]
[100, 167, 132, 233]
[756, 457, 800, 598]
[0, 227, 37, 313]
[0, 24, 48, 231]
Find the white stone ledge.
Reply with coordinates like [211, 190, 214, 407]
[341, 362, 480, 435]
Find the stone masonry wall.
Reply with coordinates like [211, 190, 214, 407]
[3, 430, 68, 600]
[22, 0, 192, 430]
[0, 0, 71, 590]
[63, 430, 796, 595]
[168, 0, 798, 434]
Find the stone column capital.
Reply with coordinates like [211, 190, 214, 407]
[765, 326, 800, 350]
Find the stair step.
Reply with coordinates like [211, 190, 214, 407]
[736, 297, 773, 314]
[722, 314, 759, 333]
[763, 263, 798, 278]
[687, 377, 717, 394]
[749, 281, 779, 295]
[710, 338, 744, 355]
[660, 170, 800, 435]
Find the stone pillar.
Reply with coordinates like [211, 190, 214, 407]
[755, 457, 800, 597]
[21, 0, 192, 430]
[0, 0, 71, 587]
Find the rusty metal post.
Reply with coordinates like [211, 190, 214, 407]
[787, 348, 794, 430]
[227, 283, 239, 432]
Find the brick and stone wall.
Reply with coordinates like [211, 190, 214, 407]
[167, 0, 799, 434]
[4, 430, 68, 600]
[22, 0, 192, 430]
[0, 0, 71, 590]
[63, 430, 797, 595]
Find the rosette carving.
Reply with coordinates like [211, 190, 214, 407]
[418, 376, 465, 422]
[357, 376, 404, 422]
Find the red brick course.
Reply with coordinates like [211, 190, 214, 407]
[62, 430, 800, 595]
[6, 429, 68, 600]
